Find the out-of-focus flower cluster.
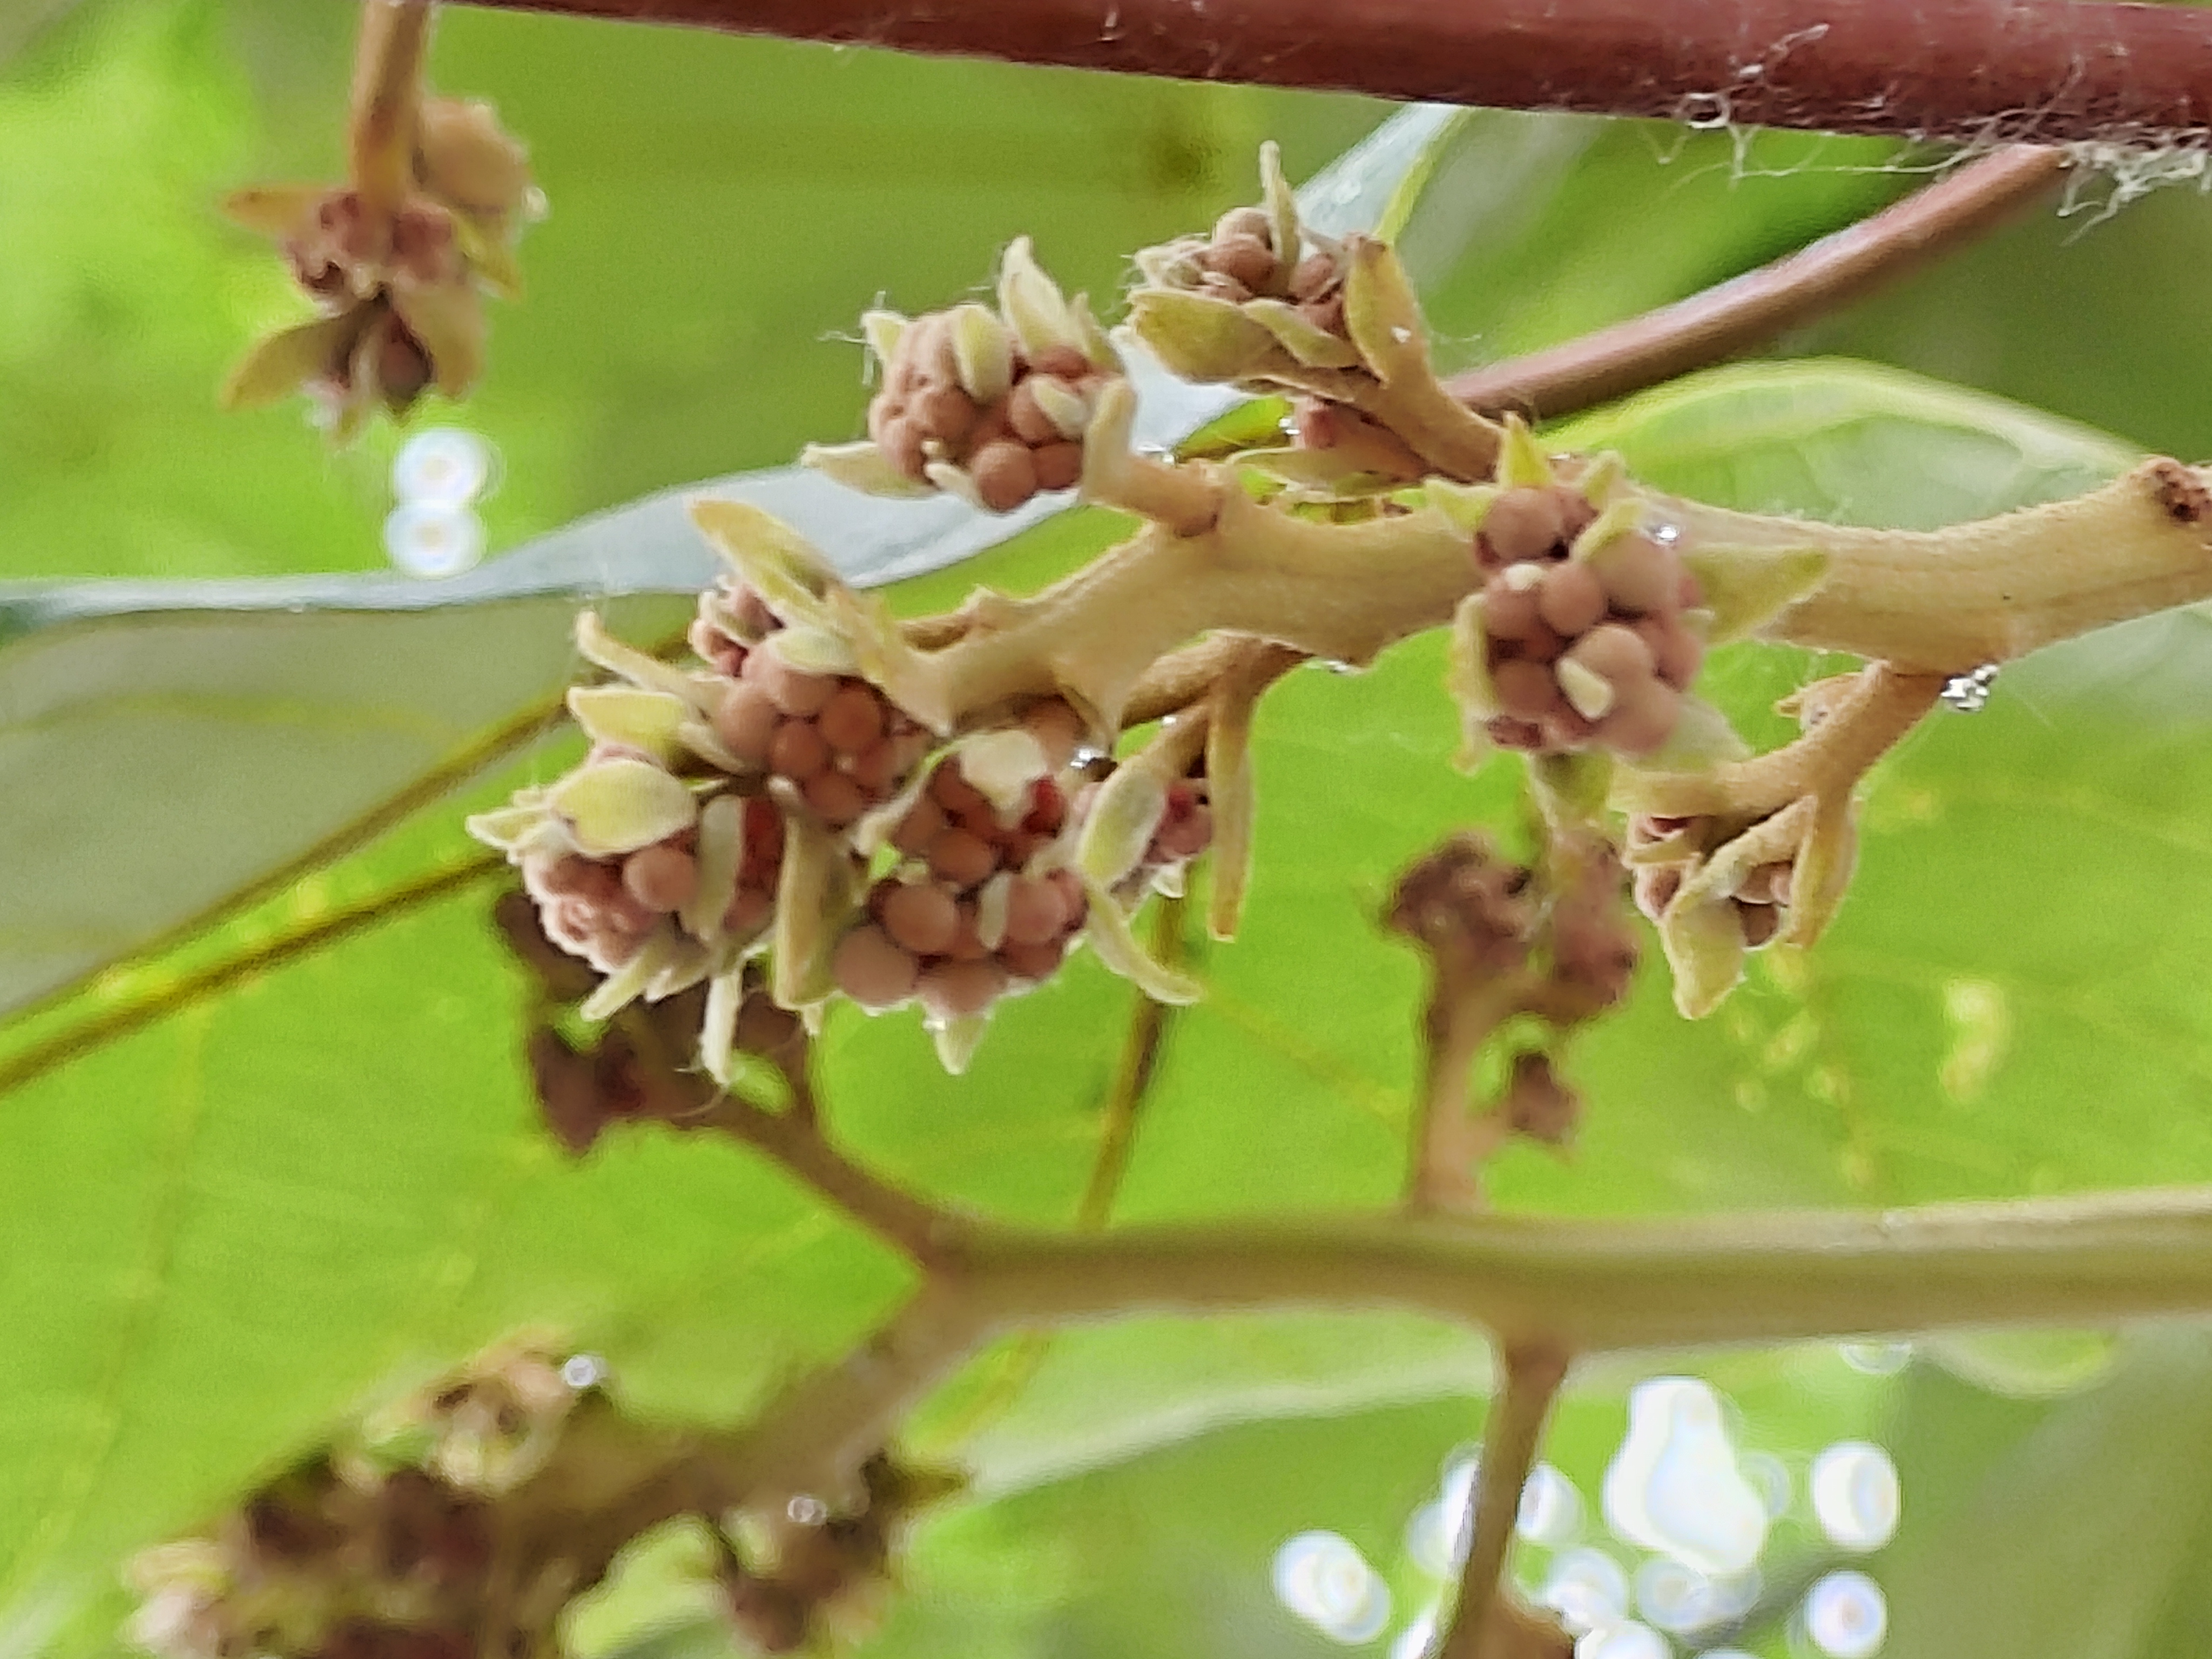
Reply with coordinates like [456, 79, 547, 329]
[127, 1348, 639, 1659]
[224, 96, 539, 437]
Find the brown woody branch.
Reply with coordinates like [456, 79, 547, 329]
[1448, 144, 2066, 423]
[459, 0, 2212, 151]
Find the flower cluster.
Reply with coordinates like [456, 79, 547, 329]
[471, 502, 1212, 1076]
[802, 240, 1122, 514]
[223, 28, 539, 440]
[1620, 692, 1871, 1020]
[126, 1349, 619, 1659]
[1387, 830, 1641, 1184]
[1125, 143, 1366, 385]
[1442, 430, 1707, 763]
[718, 1456, 957, 1656]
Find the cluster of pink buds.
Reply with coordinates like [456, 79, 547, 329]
[520, 792, 785, 976]
[833, 710, 1092, 1023]
[868, 319, 1095, 511]
[1471, 480, 1705, 758]
[1181, 204, 1346, 334]
[692, 577, 933, 829]
[801, 240, 1121, 515]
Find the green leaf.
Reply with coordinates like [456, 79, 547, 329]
[1880, 1331, 2212, 1659]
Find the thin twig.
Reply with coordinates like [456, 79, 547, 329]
[695, 1092, 969, 1265]
[456, 0, 2212, 151]
[961, 1186, 2212, 1351]
[1439, 1342, 1572, 1659]
[0, 855, 506, 1102]
[1448, 145, 2066, 423]
[349, 0, 434, 219]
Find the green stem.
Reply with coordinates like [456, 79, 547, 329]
[959, 1187, 2212, 1351]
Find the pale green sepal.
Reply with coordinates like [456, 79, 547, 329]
[574, 611, 717, 712]
[682, 795, 747, 942]
[1134, 239, 1205, 287]
[1028, 376, 1094, 440]
[580, 929, 677, 1022]
[677, 721, 749, 775]
[451, 214, 524, 298]
[689, 501, 844, 631]
[222, 313, 356, 410]
[1243, 299, 1361, 369]
[996, 237, 1082, 360]
[852, 763, 943, 860]
[645, 937, 713, 1002]
[1681, 544, 1833, 642]
[550, 757, 698, 857]
[1496, 414, 1555, 489]
[948, 301, 1015, 404]
[1556, 656, 1615, 721]
[464, 798, 549, 853]
[1568, 497, 1646, 562]
[1616, 696, 1751, 783]
[567, 686, 689, 766]
[765, 625, 860, 677]
[1123, 288, 1283, 383]
[1258, 139, 1301, 265]
[1340, 237, 1426, 384]
[1779, 796, 1858, 950]
[1075, 766, 1169, 889]
[699, 966, 745, 1086]
[1068, 294, 1120, 369]
[1573, 450, 1628, 507]
[1425, 478, 1501, 533]
[1658, 890, 1749, 1020]
[928, 1013, 993, 1076]
[220, 183, 324, 236]
[956, 730, 1052, 821]
[1082, 882, 1204, 1004]
[860, 309, 908, 369]
[770, 814, 857, 1011]
[801, 439, 936, 499]
[1445, 594, 1499, 773]
[923, 460, 989, 510]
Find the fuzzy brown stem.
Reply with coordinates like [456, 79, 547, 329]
[1439, 1343, 1572, 1659]
[458, 0, 2212, 151]
[349, 0, 433, 220]
[1449, 145, 2066, 423]
[700, 1093, 971, 1265]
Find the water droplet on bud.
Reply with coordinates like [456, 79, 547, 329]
[559, 1353, 605, 1390]
[1940, 663, 1998, 712]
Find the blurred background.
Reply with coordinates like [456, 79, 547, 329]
[11, 6, 2212, 1659]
